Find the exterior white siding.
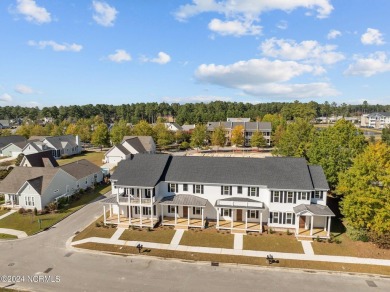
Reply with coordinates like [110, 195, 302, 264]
[1, 144, 22, 157]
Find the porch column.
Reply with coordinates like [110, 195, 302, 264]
[310, 215, 314, 236]
[187, 206, 190, 227]
[295, 215, 300, 235]
[103, 205, 106, 224]
[161, 205, 164, 225]
[129, 206, 132, 225]
[151, 205, 154, 228]
[245, 210, 248, 230]
[230, 210, 233, 230]
[201, 207, 204, 228]
[140, 207, 143, 228]
[109, 204, 112, 217]
[260, 212, 263, 233]
[216, 208, 220, 229]
[117, 205, 120, 224]
[324, 217, 327, 231]
[174, 206, 177, 225]
[11, 195, 14, 208]
[327, 216, 332, 237]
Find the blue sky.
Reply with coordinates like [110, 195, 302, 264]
[1, 0, 390, 108]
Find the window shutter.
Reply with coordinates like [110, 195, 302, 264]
[256, 211, 259, 219]
[153, 188, 155, 197]
[193, 207, 195, 214]
[220, 208, 223, 216]
[247, 187, 250, 196]
[294, 192, 297, 204]
[283, 192, 287, 203]
[230, 186, 232, 196]
[193, 185, 195, 193]
[229, 209, 232, 217]
[201, 185, 204, 194]
[283, 213, 286, 224]
[270, 191, 273, 203]
[256, 188, 259, 197]
[221, 186, 223, 195]
[247, 210, 249, 218]
[298, 192, 301, 200]
[311, 191, 314, 199]
[320, 191, 323, 199]
[168, 184, 171, 192]
[279, 212, 283, 224]
[292, 214, 296, 225]
[270, 212, 273, 222]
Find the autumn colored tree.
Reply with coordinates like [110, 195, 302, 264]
[91, 123, 110, 150]
[110, 119, 131, 145]
[250, 131, 267, 150]
[190, 124, 207, 149]
[153, 122, 174, 150]
[231, 125, 244, 147]
[337, 142, 390, 243]
[382, 125, 390, 145]
[211, 126, 226, 150]
[132, 120, 154, 136]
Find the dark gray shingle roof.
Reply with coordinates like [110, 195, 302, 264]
[60, 159, 101, 180]
[308, 165, 329, 190]
[45, 135, 77, 149]
[0, 135, 26, 149]
[293, 204, 335, 216]
[115, 144, 131, 155]
[23, 150, 59, 167]
[111, 154, 170, 187]
[123, 137, 146, 153]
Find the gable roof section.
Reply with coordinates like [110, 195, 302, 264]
[44, 135, 77, 149]
[123, 137, 145, 153]
[22, 141, 43, 152]
[111, 154, 170, 187]
[0, 120, 10, 127]
[308, 165, 329, 190]
[23, 150, 59, 167]
[367, 112, 390, 118]
[60, 159, 101, 180]
[106, 143, 131, 157]
[293, 204, 335, 216]
[0, 167, 59, 194]
[0, 135, 26, 149]
[164, 156, 316, 190]
[122, 136, 155, 152]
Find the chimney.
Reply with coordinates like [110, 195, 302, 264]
[76, 135, 80, 147]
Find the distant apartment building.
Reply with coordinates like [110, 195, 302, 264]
[207, 119, 272, 146]
[361, 112, 390, 129]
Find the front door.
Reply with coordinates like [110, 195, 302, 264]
[236, 209, 242, 221]
[299, 216, 306, 228]
[183, 206, 188, 217]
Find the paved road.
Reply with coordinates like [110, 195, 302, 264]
[1, 197, 390, 292]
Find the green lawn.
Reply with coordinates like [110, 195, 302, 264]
[180, 229, 234, 249]
[244, 233, 304, 253]
[57, 151, 105, 166]
[0, 233, 18, 239]
[0, 209, 10, 216]
[119, 227, 176, 244]
[73, 215, 117, 241]
[0, 185, 111, 235]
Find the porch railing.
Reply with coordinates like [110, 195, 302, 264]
[216, 200, 263, 208]
[118, 194, 154, 204]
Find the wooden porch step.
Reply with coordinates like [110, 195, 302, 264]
[118, 223, 129, 228]
[230, 229, 247, 235]
[175, 225, 189, 230]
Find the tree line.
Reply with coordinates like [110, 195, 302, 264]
[1, 100, 390, 125]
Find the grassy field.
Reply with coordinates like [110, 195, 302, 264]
[180, 228, 234, 249]
[244, 232, 304, 253]
[0, 185, 110, 235]
[119, 226, 176, 244]
[57, 151, 105, 166]
[75, 242, 390, 276]
[0, 233, 18, 239]
[73, 215, 117, 241]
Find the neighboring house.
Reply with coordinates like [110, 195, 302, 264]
[60, 159, 103, 191]
[104, 154, 334, 238]
[104, 136, 156, 165]
[181, 124, 195, 133]
[20, 150, 59, 167]
[164, 122, 182, 132]
[43, 135, 81, 158]
[1, 140, 29, 158]
[226, 118, 250, 122]
[207, 120, 272, 146]
[22, 140, 50, 156]
[0, 160, 103, 211]
[0, 135, 27, 157]
[0, 120, 10, 129]
[361, 112, 390, 129]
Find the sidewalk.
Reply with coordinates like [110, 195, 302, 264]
[71, 235, 390, 267]
[0, 228, 28, 238]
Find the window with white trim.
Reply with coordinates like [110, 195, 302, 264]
[272, 212, 279, 224]
[193, 207, 201, 215]
[169, 183, 177, 192]
[134, 206, 140, 215]
[142, 207, 151, 215]
[301, 192, 308, 200]
[223, 186, 231, 195]
[273, 191, 280, 202]
[286, 213, 293, 224]
[194, 184, 203, 194]
[248, 210, 259, 219]
[221, 208, 231, 217]
[314, 191, 323, 199]
[249, 187, 258, 197]
[287, 192, 294, 203]
[168, 205, 175, 213]
[183, 184, 188, 191]
[237, 186, 242, 194]
[145, 189, 152, 198]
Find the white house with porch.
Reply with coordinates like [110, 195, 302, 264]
[103, 154, 334, 238]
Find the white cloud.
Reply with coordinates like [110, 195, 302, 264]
[194, 58, 339, 98]
[92, 1, 118, 27]
[15, 84, 34, 94]
[141, 52, 171, 64]
[162, 95, 232, 103]
[361, 28, 385, 45]
[107, 49, 131, 63]
[276, 20, 288, 30]
[28, 40, 83, 52]
[14, 0, 51, 24]
[327, 29, 341, 39]
[344, 52, 390, 77]
[260, 38, 345, 65]
[208, 18, 261, 36]
[175, 0, 333, 21]
[0, 93, 13, 102]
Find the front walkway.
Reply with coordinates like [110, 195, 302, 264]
[0, 228, 28, 238]
[71, 234, 390, 267]
[300, 240, 314, 255]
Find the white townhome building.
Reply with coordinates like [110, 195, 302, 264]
[103, 154, 334, 238]
[361, 112, 390, 129]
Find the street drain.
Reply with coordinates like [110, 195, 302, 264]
[44, 268, 53, 274]
[366, 280, 377, 287]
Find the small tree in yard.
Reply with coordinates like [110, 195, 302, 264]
[46, 201, 58, 214]
[91, 123, 110, 150]
[211, 126, 226, 151]
[190, 124, 207, 150]
[250, 131, 267, 151]
[15, 153, 24, 166]
[231, 125, 244, 147]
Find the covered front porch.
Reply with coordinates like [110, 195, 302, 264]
[159, 194, 207, 229]
[215, 197, 264, 233]
[293, 204, 335, 239]
[2, 194, 20, 209]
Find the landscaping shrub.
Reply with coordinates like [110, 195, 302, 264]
[57, 197, 68, 209]
[369, 232, 390, 249]
[18, 208, 26, 214]
[33, 208, 38, 216]
[180, 141, 190, 150]
[346, 227, 369, 242]
[95, 222, 101, 228]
